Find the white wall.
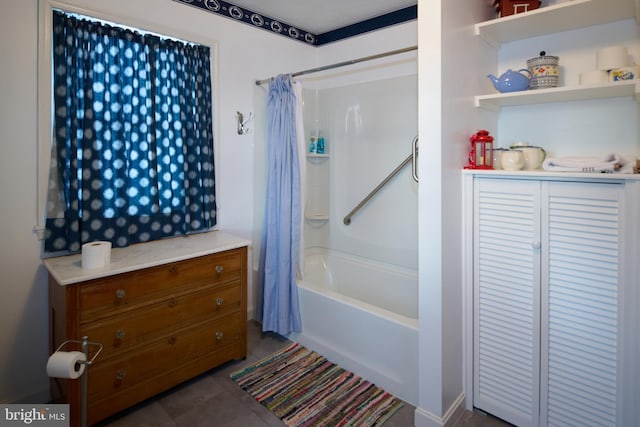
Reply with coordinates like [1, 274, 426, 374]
[415, 0, 495, 425]
[0, 0, 49, 404]
[0, 0, 316, 403]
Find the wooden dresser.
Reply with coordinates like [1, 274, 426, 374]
[44, 232, 249, 426]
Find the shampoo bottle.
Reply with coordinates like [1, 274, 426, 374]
[308, 133, 316, 154]
[316, 131, 325, 154]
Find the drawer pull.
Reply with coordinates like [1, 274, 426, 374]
[115, 289, 126, 299]
[168, 265, 177, 274]
[168, 336, 177, 345]
[215, 265, 223, 274]
[168, 298, 177, 308]
[215, 331, 224, 340]
[115, 330, 126, 340]
[115, 370, 126, 381]
[215, 297, 224, 306]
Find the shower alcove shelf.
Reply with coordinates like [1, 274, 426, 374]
[305, 213, 330, 221]
[305, 152, 330, 222]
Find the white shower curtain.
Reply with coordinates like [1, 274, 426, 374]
[293, 80, 306, 279]
[259, 75, 306, 335]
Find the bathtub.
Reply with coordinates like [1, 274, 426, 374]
[288, 248, 418, 405]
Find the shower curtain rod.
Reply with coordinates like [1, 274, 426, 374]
[255, 45, 417, 86]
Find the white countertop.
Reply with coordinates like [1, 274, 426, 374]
[462, 169, 640, 181]
[43, 231, 250, 286]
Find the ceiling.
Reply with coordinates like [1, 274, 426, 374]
[174, 0, 417, 45]
[227, 0, 417, 34]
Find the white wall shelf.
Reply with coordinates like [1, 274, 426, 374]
[475, 80, 639, 110]
[306, 153, 329, 159]
[475, 0, 638, 46]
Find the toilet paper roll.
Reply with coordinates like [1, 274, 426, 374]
[46, 351, 86, 379]
[579, 70, 609, 85]
[596, 46, 628, 71]
[81, 241, 111, 269]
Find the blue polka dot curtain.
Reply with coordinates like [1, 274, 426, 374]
[45, 10, 216, 254]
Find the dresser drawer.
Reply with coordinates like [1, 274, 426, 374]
[79, 249, 242, 320]
[81, 283, 241, 356]
[87, 312, 244, 403]
[87, 343, 243, 425]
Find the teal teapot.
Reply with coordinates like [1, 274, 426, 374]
[487, 68, 532, 93]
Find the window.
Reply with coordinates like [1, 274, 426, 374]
[44, 10, 216, 254]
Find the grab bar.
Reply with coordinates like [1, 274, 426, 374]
[412, 135, 419, 183]
[343, 136, 418, 226]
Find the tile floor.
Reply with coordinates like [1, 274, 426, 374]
[95, 321, 511, 427]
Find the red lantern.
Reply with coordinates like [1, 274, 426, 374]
[465, 130, 494, 169]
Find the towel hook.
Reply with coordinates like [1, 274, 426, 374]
[236, 111, 253, 135]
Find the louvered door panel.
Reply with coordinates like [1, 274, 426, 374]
[474, 179, 540, 427]
[541, 182, 621, 427]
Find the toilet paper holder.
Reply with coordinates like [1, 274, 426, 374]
[53, 336, 103, 427]
[53, 336, 103, 366]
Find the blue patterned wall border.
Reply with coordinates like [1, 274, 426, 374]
[173, 0, 317, 45]
[173, 0, 417, 46]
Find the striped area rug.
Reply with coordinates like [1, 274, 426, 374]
[230, 342, 404, 427]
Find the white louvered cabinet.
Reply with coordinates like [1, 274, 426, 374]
[471, 176, 638, 427]
[473, 178, 541, 427]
